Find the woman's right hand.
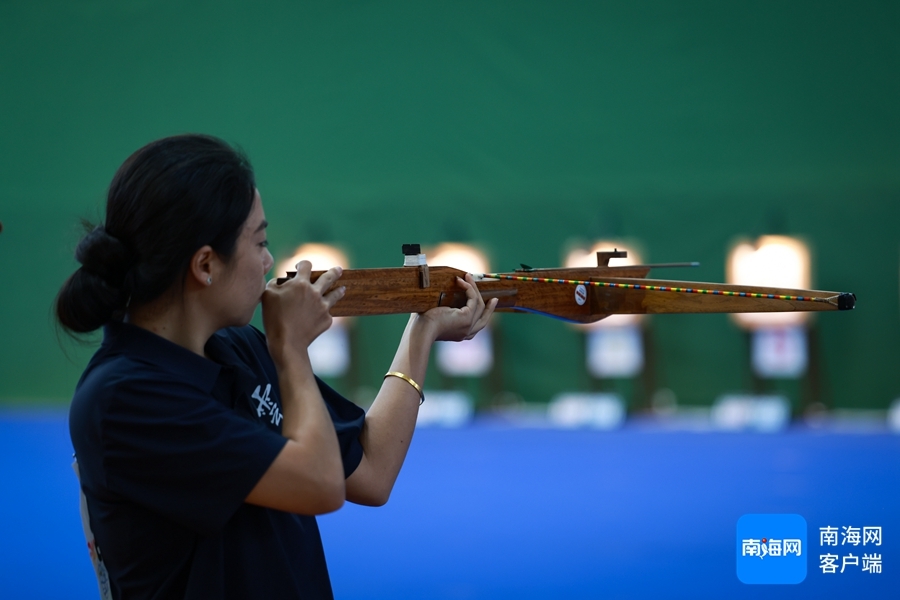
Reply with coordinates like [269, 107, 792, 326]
[261, 261, 345, 367]
[252, 261, 347, 515]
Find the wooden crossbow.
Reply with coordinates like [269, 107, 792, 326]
[277, 245, 856, 324]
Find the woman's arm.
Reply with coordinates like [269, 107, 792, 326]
[346, 274, 496, 506]
[246, 263, 348, 515]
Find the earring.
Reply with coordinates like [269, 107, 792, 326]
[207, 276, 212, 285]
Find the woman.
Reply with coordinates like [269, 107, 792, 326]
[58, 134, 496, 599]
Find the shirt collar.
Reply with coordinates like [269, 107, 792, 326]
[101, 321, 230, 394]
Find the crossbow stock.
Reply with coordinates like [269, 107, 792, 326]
[276, 244, 856, 324]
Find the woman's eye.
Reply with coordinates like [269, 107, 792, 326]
[259, 240, 269, 248]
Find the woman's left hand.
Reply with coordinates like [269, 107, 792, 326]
[344, 273, 497, 507]
[416, 273, 498, 342]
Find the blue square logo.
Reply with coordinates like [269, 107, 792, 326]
[737, 514, 807, 584]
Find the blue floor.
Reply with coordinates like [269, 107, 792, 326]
[2, 411, 897, 599]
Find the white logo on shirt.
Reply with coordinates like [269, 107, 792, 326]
[251, 384, 283, 426]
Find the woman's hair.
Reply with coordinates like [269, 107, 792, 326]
[56, 134, 256, 333]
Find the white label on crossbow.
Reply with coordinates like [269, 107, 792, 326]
[575, 284, 587, 306]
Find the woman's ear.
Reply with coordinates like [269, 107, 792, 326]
[188, 245, 217, 287]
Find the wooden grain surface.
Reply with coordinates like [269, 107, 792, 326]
[275, 266, 850, 322]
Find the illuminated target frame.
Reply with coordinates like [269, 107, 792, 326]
[727, 235, 812, 379]
[564, 241, 645, 379]
[409, 243, 493, 427]
[542, 241, 646, 429]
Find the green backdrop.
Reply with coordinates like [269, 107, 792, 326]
[1, 1, 897, 410]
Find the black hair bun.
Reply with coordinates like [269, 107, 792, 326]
[75, 226, 134, 288]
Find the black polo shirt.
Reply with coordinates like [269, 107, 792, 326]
[69, 321, 365, 600]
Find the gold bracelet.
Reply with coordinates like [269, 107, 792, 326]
[384, 371, 425, 404]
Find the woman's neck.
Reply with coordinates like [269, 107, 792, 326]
[126, 295, 216, 358]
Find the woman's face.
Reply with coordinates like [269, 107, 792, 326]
[215, 189, 274, 326]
